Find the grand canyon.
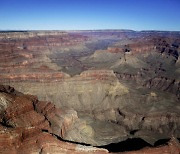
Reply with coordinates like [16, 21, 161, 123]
[0, 30, 179, 153]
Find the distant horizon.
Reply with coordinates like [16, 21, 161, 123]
[0, 29, 180, 32]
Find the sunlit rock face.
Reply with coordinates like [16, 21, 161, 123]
[0, 30, 180, 153]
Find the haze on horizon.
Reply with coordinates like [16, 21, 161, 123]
[0, 0, 180, 31]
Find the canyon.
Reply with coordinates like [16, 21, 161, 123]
[0, 30, 179, 153]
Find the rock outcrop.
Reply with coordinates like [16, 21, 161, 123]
[0, 85, 108, 153]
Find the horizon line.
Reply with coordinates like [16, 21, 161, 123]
[0, 29, 180, 32]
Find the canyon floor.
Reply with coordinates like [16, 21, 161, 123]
[0, 30, 180, 153]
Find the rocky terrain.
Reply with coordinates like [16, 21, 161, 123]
[0, 85, 179, 153]
[0, 30, 180, 153]
[0, 85, 108, 153]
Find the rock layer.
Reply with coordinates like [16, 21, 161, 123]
[0, 85, 108, 153]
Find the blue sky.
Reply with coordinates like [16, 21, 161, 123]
[0, 0, 180, 31]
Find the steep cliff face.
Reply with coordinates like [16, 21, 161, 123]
[115, 73, 180, 99]
[143, 77, 180, 98]
[107, 36, 179, 59]
[0, 85, 108, 153]
[0, 31, 88, 77]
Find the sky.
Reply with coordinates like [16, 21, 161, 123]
[0, 0, 180, 31]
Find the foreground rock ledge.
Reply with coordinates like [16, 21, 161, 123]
[0, 85, 179, 154]
[0, 85, 108, 154]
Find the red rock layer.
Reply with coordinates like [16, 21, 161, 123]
[78, 70, 117, 81]
[0, 72, 70, 82]
[0, 85, 108, 153]
[0, 31, 88, 76]
[107, 37, 179, 59]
